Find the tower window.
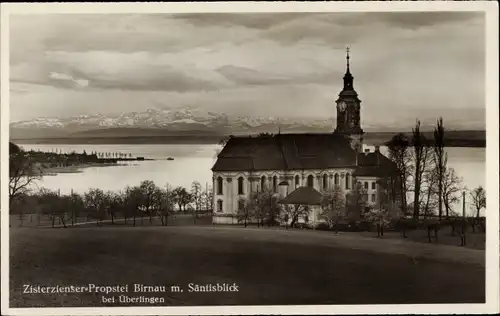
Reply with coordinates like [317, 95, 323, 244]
[217, 177, 223, 195]
[307, 175, 314, 188]
[238, 177, 244, 195]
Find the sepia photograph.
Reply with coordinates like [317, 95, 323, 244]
[1, 2, 498, 315]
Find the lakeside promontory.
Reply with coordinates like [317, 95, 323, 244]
[9, 143, 154, 175]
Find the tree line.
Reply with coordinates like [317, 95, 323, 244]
[33, 147, 134, 159]
[234, 183, 374, 230]
[7, 145, 139, 206]
[10, 180, 214, 228]
[387, 117, 486, 220]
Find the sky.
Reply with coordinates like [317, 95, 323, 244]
[9, 12, 485, 127]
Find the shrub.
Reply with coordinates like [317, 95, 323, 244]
[392, 218, 419, 232]
[315, 222, 331, 231]
[353, 220, 372, 232]
[293, 223, 313, 229]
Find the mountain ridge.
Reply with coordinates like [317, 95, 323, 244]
[10, 107, 485, 140]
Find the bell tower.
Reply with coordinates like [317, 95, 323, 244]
[334, 47, 364, 152]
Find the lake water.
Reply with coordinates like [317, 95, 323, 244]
[19, 144, 485, 216]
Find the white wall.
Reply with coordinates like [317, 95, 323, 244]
[212, 168, 357, 217]
[355, 176, 379, 206]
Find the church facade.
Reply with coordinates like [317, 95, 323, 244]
[211, 49, 399, 225]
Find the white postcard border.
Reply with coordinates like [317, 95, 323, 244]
[1, 1, 498, 315]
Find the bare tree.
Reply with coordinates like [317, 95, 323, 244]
[123, 186, 142, 226]
[68, 192, 85, 226]
[190, 181, 203, 221]
[433, 117, 447, 219]
[260, 188, 280, 227]
[421, 157, 438, 218]
[9, 150, 41, 205]
[442, 168, 463, 218]
[246, 189, 278, 227]
[411, 120, 432, 219]
[172, 187, 193, 214]
[84, 188, 108, 226]
[320, 185, 346, 233]
[38, 189, 67, 228]
[139, 180, 158, 224]
[106, 191, 123, 225]
[346, 182, 368, 220]
[236, 197, 252, 227]
[470, 186, 486, 219]
[201, 184, 214, 213]
[387, 133, 412, 215]
[279, 196, 312, 229]
[153, 187, 174, 226]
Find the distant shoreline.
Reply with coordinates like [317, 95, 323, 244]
[11, 130, 486, 148]
[36, 162, 128, 176]
[13, 136, 223, 145]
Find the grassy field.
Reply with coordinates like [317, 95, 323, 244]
[10, 214, 485, 249]
[9, 213, 213, 228]
[10, 224, 485, 307]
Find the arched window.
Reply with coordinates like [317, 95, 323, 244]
[238, 177, 244, 195]
[273, 176, 278, 193]
[307, 175, 314, 188]
[345, 173, 351, 190]
[260, 176, 266, 191]
[217, 200, 223, 212]
[334, 173, 339, 186]
[323, 174, 328, 190]
[295, 175, 300, 188]
[217, 177, 223, 195]
[238, 199, 245, 210]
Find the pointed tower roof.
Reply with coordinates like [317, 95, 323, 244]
[345, 46, 352, 75]
[340, 46, 357, 97]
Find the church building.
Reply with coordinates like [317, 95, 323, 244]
[211, 49, 399, 225]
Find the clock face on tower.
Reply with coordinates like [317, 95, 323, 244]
[338, 101, 347, 112]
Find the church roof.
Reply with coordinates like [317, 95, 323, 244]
[212, 133, 397, 177]
[212, 133, 356, 172]
[279, 186, 323, 206]
[354, 151, 398, 177]
[9, 142, 21, 154]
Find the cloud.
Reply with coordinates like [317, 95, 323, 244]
[360, 11, 484, 29]
[49, 72, 89, 88]
[171, 13, 306, 30]
[10, 14, 259, 58]
[9, 12, 485, 126]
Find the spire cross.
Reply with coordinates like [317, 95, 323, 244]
[346, 46, 350, 70]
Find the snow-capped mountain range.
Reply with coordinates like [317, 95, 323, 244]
[10, 107, 484, 140]
[10, 108, 334, 139]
